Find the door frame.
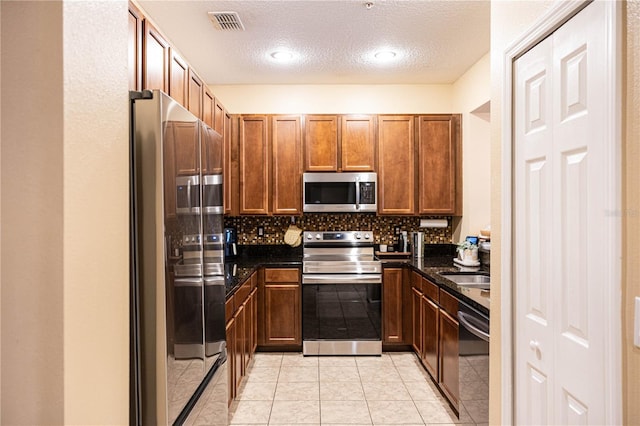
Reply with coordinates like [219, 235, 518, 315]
[500, 0, 623, 423]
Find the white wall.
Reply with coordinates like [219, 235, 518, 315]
[210, 84, 453, 114]
[452, 53, 491, 242]
[0, 1, 129, 424]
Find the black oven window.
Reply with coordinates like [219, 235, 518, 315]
[303, 284, 381, 340]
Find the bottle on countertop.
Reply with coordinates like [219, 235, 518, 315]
[396, 232, 404, 252]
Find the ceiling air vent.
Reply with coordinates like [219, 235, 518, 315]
[208, 11, 245, 31]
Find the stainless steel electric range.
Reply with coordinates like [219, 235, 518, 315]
[301, 231, 382, 356]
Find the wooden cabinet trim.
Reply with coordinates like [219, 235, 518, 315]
[128, 2, 144, 91]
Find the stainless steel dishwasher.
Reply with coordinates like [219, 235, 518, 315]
[458, 299, 489, 424]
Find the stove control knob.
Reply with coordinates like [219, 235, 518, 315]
[355, 233, 361, 239]
[307, 234, 313, 240]
[364, 233, 371, 239]
[315, 233, 321, 240]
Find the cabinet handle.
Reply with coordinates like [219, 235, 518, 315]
[529, 340, 540, 351]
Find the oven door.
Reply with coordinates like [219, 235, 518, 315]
[302, 274, 382, 355]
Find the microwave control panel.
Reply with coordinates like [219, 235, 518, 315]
[359, 182, 376, 204]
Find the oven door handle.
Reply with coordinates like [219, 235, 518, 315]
[302, 274, 382, 284]
[458, 311, 490, 342]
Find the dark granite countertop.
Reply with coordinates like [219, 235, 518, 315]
[378, 244, 490, 315]
[224, 245, 302, 297]
[223, 243, 490, 316]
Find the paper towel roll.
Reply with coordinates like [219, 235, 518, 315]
[419, 218, 448, 228]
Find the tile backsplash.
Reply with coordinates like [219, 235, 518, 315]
[223, 214, 452, 246]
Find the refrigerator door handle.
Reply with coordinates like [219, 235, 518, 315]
[174, 277, 203, 287]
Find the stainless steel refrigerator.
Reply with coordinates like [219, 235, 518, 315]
[130, 90, 227, 425]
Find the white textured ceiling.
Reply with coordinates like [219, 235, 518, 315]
[137, 0, 490, 85]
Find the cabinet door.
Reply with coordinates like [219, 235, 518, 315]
[225, 317, 235, 405]
[128, 2, 143, 91]
[249, 287, 258, 356]
[188, 69, 204, 120]
[422, 295, 439, 379]
[272, 115, 302, 215]
[214, 99, 225, 134]
[143, 22, 169, 92]
[223, 112, 234, 215]
[173, 121, 200, 176]
[263, 284, 301, 345]
[201, 123, 223, 175]
[417, 115, 461, 215]
[242, 297, 251, 372]
[304, 115, 338, 171]
[234, 304, 245, 386]
[203, 87, 215, 128]
[169, 49, 188, 107]
[439, 310, 459, 409]
[239, 116, 269, 214]
[382, 267, 404, 343]
[377, 115, 415, 215]
[341, 115, 376, 171]
[411, 287, 423, 354]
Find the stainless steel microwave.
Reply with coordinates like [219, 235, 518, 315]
[303, 172, 377, 213]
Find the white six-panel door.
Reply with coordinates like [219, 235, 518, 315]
[513, 2, 613, 424]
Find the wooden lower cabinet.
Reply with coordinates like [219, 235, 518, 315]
[383, 267, 404, 343]
[225, 272, 258, 406]
[410, 270, 460, 411]
[260, 268, 301, 347]
[225, 316, 235, 406]
[439, 309, 459, 408]
[422, 295, 439, 379]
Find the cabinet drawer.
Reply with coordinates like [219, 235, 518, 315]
[411, 271, 423, 293]
[439, 288, 458, 319]
[422, 277, 439, 302]
[225, 295, 235, 323]
[234, 280, 251, 311]
[264, 268, 299, 283]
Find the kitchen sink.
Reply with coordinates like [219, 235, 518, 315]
[438, 272, 490, 289]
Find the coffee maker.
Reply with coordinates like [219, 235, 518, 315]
[224, 227, 238, 259]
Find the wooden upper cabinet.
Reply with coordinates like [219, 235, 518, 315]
[214, 99, 225, 134]
[127, 2, 143, 91]
[201, 123, 223, 175]
[224, 112, 235, 215]
[377, 115, 415, 215]
[169, 49, 188, 107]
[203, 86, 215, 128]
[239, 116, 269, 215]
[143, 22, 169, 92]
[303, 115, 376, 172]
[304, 115, 338, 171]
[272, 116, 302, 215]
[173, 121, 200, 176]
[340, 115, 376, 171]
[417, 115, 461, 215]
[188, 69, 204, 120]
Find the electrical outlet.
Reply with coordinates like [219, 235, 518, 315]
[257, 226, 264, 237]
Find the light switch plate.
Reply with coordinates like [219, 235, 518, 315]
[635, 297, 640, 348]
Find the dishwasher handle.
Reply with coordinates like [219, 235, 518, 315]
[458, 311, 490, 342]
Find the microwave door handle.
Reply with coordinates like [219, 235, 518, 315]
[187, 179, 192, 212]
[355, 181, 360, 211]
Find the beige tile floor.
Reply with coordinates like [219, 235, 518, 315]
[228, 352, 488, 426]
